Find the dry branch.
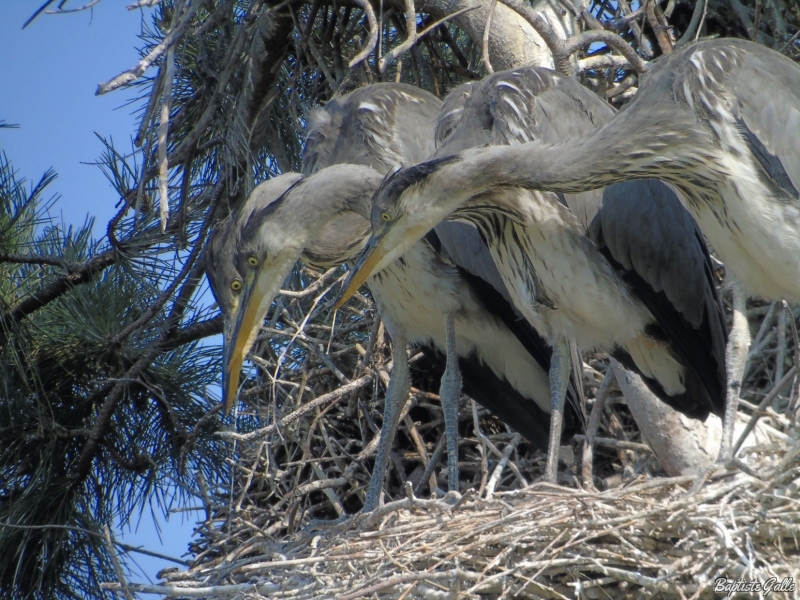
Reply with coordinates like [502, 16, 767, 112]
[135, 441, 800, 599]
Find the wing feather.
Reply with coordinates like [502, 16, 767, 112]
[588, 179, 727, 416]
[730, 47, 800, 198]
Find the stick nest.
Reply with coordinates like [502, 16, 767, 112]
[118, 269, 800, 599]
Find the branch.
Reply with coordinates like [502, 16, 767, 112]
[502, 0, 648, 74]
[483, 0, 498, 74]
[349, 0, 379, 69]
[96, 1, 202, 95]
[127, 0, 162, 7]
[1, 250, 115, 325]
[645, 0, 673, 54]
[578, 54, 633, 71]
[562, 30, 649, 73]
[158, 45, 177, 232]
[0, 522, 190, 566]
[379, 6, 478, 72]
[379, 0, 417, 73]
[217, 374, 373, 442]
[676, 0, 706, 48]
[22, 0, 58, 29]
[498, 0, 572, 75]
[45, 0, 103, 15]
[0, 253, 82, 270]
[162, 315, 223, 350]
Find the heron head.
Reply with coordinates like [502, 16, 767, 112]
[207, 174, 304, 413]
[335, 155, 461, 309]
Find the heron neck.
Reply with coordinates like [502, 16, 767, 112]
[473, 107, 712, 195]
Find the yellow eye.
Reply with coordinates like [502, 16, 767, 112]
[381, 212, 391, 221]
[231, 278, 243, 292]
[247, 256, 258, 267]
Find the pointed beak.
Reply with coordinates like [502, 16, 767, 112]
[334, 231, 388, 311]
[224, 259, 291, 412]
[221, 318, 236, 409]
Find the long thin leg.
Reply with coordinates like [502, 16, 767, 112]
[362, 328, 410, 512]
[439, 311, 463, 493]
[544, 339, 571, 483]
[718, 284, 750, 462]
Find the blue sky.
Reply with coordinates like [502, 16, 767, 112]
[1, 1, 201, 585]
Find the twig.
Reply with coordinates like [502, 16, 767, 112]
[0, 252, 83, 270]
[501, 0, 648, 75]
[582, 368, 615, 488]
[573, 435, 652, 453]
[378, 7, 478, 72]
[96, 1, 201, 94]
[562, 30, 649, 73]
[0, 522, 190, 566]
[1, 250, 115, 325]
[485, 434, 521, 500]
[44, 0, 102, 15]
[127, 0, 162, 8]
[482, 0, 498, 74]
[472, 400, 489, 498]
[733, 365, 797, 456]
[158, 45, 176, 232]
[349, 0, 379, 69]
[103, 526, 135, 600]
[217, 375, 373, 442]
[646, 0, 673, 54]
[619, 0, 654, 58]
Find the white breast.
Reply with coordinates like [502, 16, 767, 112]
[684, 151, 800, 303]
[479, 189, 653, 351]
[369, 240, 552, 412]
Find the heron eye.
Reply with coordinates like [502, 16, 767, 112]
[381, 212, 391, 222]
[247, 256, 259, 267]
[230, 278, 243, 292]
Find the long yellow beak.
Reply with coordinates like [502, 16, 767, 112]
[224, 261, 289, 413]
[334, 233, 388, 311]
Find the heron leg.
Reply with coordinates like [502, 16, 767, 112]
[439, 311, 463, 493]
[718, 284, 750, 462]
[363, 328, 410, 513]
[544, 339, 571, 483]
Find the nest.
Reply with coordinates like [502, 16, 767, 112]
[111, 445, 800, 599]
[104, 267, 800, 599]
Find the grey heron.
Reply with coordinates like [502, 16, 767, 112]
[208, 83, 579, 511]
[343, 37, 800, 461]
[338, 67, 728, 481]
[205, 173, 303, 398]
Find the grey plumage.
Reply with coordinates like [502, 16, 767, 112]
[433, 39, 800, 303]
[303, 83, 443, 175]
[209, 82, 579, 512]
[301, 83, 580, 504]
[340, 64, 732, 479]
[205, 173, 304, 406]
[431, 65, 726, 421]
[442, 39, 798, 464]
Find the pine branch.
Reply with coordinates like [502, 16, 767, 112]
[1, 250, 116, 325]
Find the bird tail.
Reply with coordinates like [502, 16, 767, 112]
[612, 340, 719, 421]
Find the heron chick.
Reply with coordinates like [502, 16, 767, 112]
[204, 173, 303, 411]
[343, 37, 799, 462]
[338, 65, 728, 481]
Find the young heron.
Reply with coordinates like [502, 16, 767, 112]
[343, 38, 799, 462]
[338, 66, 728, 481]
[207, 84, 579, 511]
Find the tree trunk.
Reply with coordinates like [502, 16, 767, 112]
[611, 360, 773, 475]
